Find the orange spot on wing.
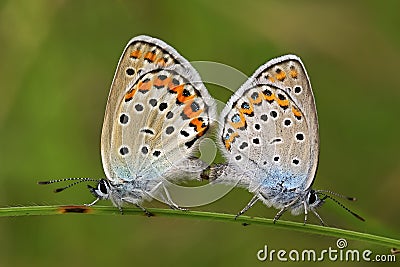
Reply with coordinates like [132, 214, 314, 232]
[178, 93, 195, 104]
[144, 51, 156, 62]
[276, 70, 286, 81]
[250, 93, 263, 105]
[224, 132, 239, 151]
[138, 79, 151, 92]
[263, 92, 275, 103]
[275, 96, 289, 108]
[156, 57, 167, 66]
[154, 76, 171, 88]
[182, 100, 203, 119]
[230, 113, 246, 129]
[292, 106, 302, 119]
[238, 103, 254, 116]
[124, 88, 137, 101]
[268, 76, 275, 82]
[190, 118, 207, 136]
[290, 68, 298, 79]
[170, 84, 196, 104]
[168, 83, 183, 93]
[130, 50, 142, 59]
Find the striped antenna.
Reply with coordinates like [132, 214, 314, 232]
[316, 190, 365, 222]
[316, 189, 356, 201]
[38, 178, 100, 193]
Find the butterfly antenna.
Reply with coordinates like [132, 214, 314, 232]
[316, 191, 365, 222]
[38, 178, 99, 193]
[316, 189, 356, 201]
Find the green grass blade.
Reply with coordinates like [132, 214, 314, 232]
[0, 205, 398, 249]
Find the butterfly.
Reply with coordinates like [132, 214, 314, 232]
[209, 55, 364, 225]
[39, 35, 216, 214]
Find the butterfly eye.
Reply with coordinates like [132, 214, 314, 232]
[99, 180, 109, 194]
[308, 191, 317, 204]
[87, 179, 110, 200]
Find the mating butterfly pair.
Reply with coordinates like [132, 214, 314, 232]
[39, 36, 363, 225]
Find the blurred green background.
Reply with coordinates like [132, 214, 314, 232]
[1, 0, 399, 266]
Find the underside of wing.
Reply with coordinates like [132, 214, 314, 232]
[101, 36, 214, 181]
[220, 83, 311, 191]
[108, 66, 215, 182]
[219, 55, 319, 191]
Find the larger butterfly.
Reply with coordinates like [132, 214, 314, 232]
[40, 35, 216, 214]
[210, 55, 363, 225]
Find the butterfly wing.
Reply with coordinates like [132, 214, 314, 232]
[102, 36, 216, 183]
[218, 55, 318, 192]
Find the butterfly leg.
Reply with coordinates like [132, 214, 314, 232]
[135, 204, 153, 217]
[120, 196, 152, 216]
[85, 197, 125, 215]
[146, 181, 187, 211]
[274, 195, 304, 223]
[84, 197, 100, 207]
[303, 201, 308, 225]
[273, 207, 288, 223]
[118, 206, 124, 215]
[235, 194, 260, 219]
[311, 208, 326, 226]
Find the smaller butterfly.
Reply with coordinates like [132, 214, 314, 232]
[39, 35, 216, 214]
[208, 55, 364, 225]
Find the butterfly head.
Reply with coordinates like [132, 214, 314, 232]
[38, 177, 113, 207]
[306, 189, 325, 209]
[87, 178, 111, 201]
[288, 188, 365, 225]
